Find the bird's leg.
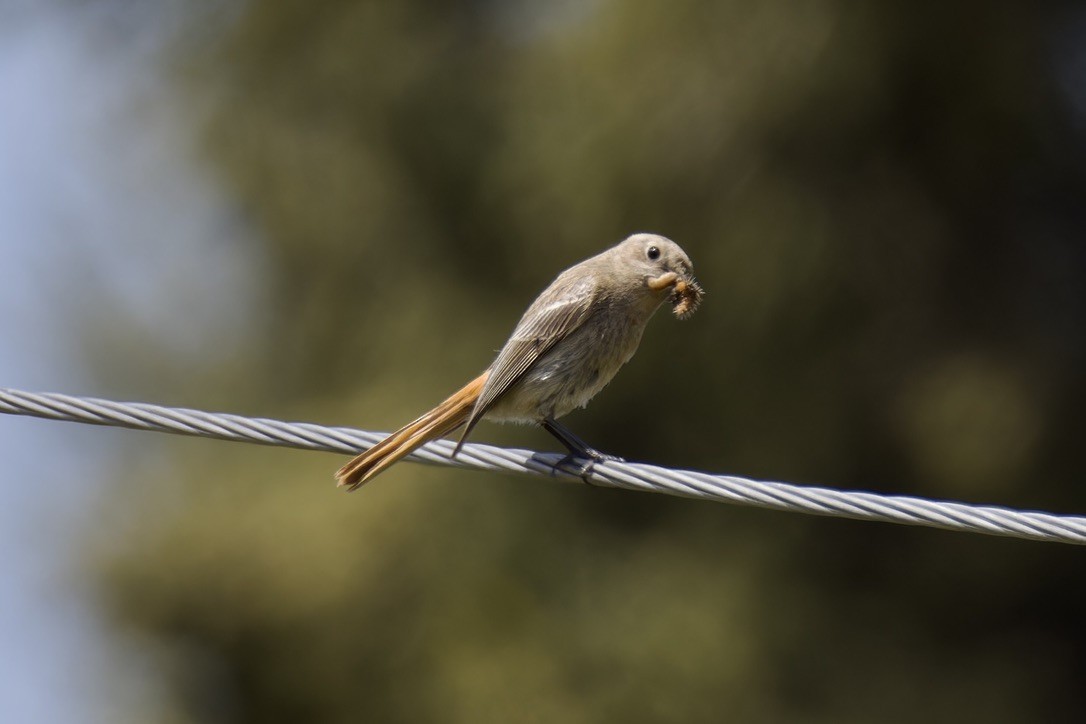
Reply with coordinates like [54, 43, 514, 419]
[542, 418, 625, 471]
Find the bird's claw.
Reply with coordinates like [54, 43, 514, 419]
[557, 448, 624, 484]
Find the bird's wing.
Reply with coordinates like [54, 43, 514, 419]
[455, 273, 599, 450]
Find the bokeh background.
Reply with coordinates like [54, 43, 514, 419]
[2, 0, 1085, 721]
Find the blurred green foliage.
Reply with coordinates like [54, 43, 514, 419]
[86, 0, 1086, 722]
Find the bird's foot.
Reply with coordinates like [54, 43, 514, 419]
[558, 447, 624, 484]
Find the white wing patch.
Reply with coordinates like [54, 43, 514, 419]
[510, 276, 596, 341]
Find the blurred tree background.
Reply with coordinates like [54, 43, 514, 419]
[76, 0, 1086, 721]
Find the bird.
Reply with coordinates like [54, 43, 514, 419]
[335, 232, 703, 490]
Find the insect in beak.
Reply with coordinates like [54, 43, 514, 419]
[670, 277, 703, 320]
[647, 271, 679, 291]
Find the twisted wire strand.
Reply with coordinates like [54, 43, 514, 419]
[2, 386, 1083, 545]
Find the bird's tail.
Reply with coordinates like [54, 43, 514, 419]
[335, 371, 489, 491]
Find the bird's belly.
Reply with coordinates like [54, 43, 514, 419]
[486, 319, 646, 423]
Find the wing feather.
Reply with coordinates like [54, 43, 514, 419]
[454, 273, 598, 450]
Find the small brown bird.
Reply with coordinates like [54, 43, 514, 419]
[335, 233, 703, 490]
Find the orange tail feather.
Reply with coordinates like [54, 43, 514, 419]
[335, 371, 488, 490]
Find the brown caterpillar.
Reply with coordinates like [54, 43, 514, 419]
[670, 278, 704, 320]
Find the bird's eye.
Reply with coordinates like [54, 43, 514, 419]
[647, 246, 660, 261]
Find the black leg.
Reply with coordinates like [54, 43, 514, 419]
[542, 418, 625, 464]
